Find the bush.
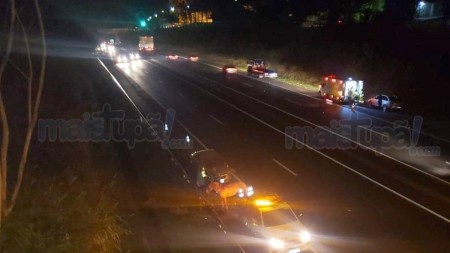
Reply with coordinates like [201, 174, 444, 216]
[0, 168, 127, 253]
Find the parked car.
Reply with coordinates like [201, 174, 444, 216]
[223, 64, 237, 74]
[367, 94, 401, 111]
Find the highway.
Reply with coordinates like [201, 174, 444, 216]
[98, 55, 449, 253]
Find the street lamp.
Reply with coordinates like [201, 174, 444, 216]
[161, 10, 164, 13]
[170, 6, 175, 12]
[154, 13, 158, 18]
[418, 1, 426, 9]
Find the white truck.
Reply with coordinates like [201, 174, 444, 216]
[319, 75, 364, 104]
[139, 36, 154, 53]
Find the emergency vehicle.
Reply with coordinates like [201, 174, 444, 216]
[319, 75, 364, 104]
[235, 194, 314, 253]
[247, 59, 278, 78]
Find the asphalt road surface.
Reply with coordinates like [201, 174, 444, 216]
[97, 54, 449, 253]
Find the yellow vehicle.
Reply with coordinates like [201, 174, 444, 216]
[237, 194, 314, 253]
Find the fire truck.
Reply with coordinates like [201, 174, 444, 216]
[234, 194, 314, 253]
[319, 75, 364, 104]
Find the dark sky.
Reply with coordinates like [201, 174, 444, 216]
[40, 0, 336, 28]
[42, 0, 169, 28]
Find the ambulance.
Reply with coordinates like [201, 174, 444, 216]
[319, 75, 364, 104]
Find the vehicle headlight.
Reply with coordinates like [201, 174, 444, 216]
[246, 186, 254, 197]
[269, 238, 284, 249]
[135, 53, 140, 59]
[238, 188, 245, 198]
[129, 54, 135, 60]
[300, 231, 311, 243]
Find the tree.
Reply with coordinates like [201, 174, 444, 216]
[0, 0, 46, 226]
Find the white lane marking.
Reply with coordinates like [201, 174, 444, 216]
[241, 82, 253, 88]
[99, 59, 248, 253]
[148, 62, 449, 223]
[157, 59, 445, 183]
[195, 75, 449, 186]
[209, 114, 224, 126]
[110, 59, 209, 150]
[197, 60, 450, 144]
[272, 159, 298, 176]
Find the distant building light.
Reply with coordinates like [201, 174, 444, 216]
[161, 10, 164, 13]
[187, 4, 190, 9]
[170, 6, 175, 12]
[418, 1, 426, 9]
[288, 13, 293, 17]
[154, 14, 158, 18]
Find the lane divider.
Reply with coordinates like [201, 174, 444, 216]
[147, 59, 450, 223]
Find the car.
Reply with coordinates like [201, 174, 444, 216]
[115, 50, 140, 63]
[237, 194, 313, 253]
[190, 149, 235, 187]
[166, 54, 178, 60]
[116, 54, 129, 63]
[188, 55, 199, 61]
[223, 64, 237, 74]
[367, 94, 402, 112]
[128, 52, 141, 60]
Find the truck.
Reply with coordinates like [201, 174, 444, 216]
[247, 59, 278, 79]
[319, 75, 364, 104]
[139, 36, 154, 53]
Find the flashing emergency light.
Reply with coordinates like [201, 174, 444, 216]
[255, 195, 281, 206]
[255, 199, 272, 206]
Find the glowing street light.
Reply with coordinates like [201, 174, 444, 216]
[161, 10, 164, 13]
[418, 1, 426, 8]
[154, 13, 158, 18]
[170, 6, 175, 12]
